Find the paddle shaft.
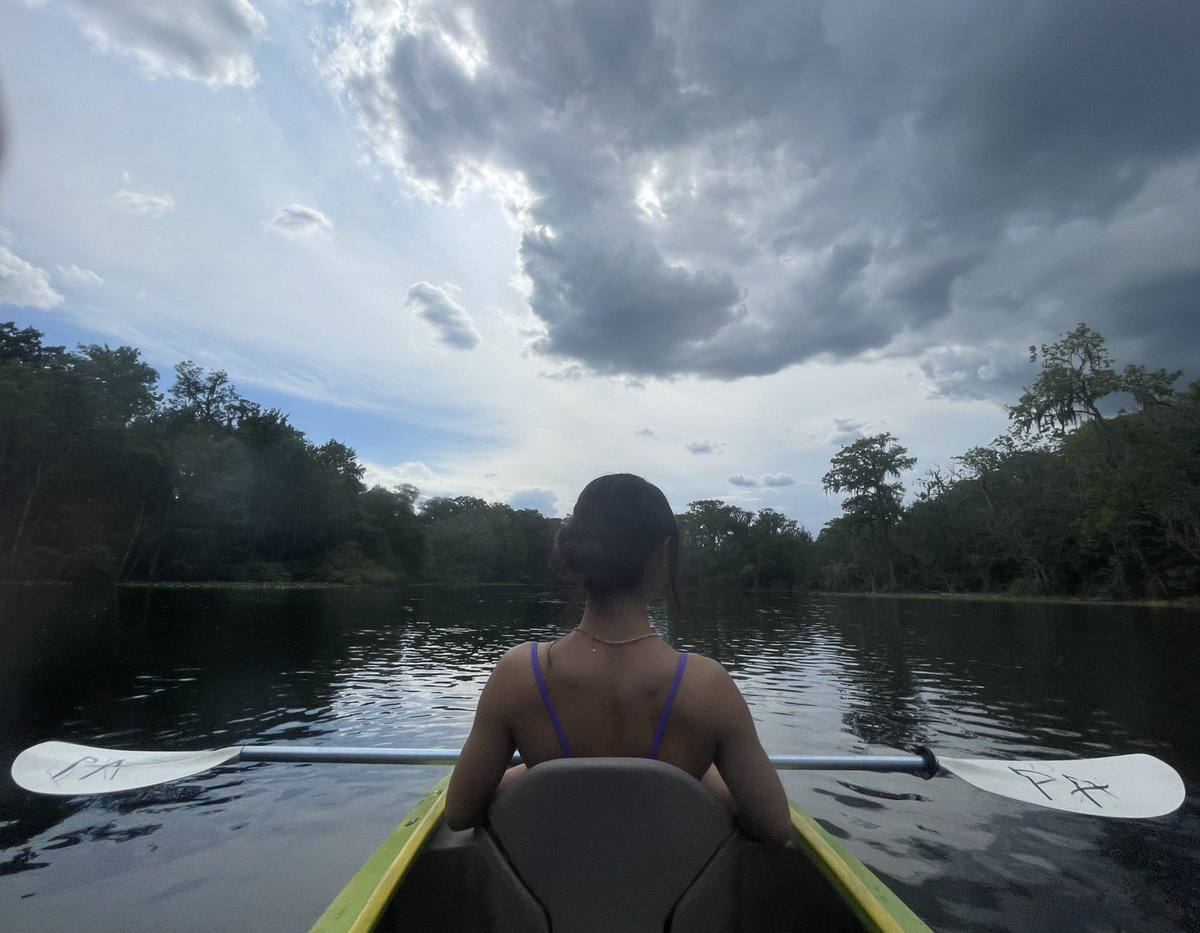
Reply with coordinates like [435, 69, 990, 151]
[239, 745, 935, 774]
[14, 741, 1182, 815]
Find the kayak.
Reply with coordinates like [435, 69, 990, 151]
[310, 758, 930, 933]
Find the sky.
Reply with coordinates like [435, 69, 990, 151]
[1, 0, 1197, 529]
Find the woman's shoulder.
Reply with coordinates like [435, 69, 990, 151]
[676, 651, 748, 721]
[678, 650, 737, 689]
[491, 639, 565, 677]
[493, 640, 537, 671]
[679, 649, 726, 671]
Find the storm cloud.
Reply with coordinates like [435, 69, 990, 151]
[326, 0, 1200, 390]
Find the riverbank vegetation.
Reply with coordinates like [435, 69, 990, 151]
[2, 322, 1196, 598]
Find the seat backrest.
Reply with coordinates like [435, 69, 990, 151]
[487, 758, 734, 933]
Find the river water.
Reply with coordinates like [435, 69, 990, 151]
[0, 585, 1196, 932]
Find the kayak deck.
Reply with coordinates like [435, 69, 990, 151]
[311, 760, 929, 933]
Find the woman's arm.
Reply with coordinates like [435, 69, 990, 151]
[444, 648, 523, 830]
[707, 667, 792, 845]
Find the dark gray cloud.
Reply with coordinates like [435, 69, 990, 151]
[686, 441, 722, 455]
[634, 428, 657, 438]
[918, 346, 1035, 404]
[827, 418, 867, 446]
[405, 282, 482, 349]
[522, 231, 743, 374]
[729, 474, 758, 487]
[761, 473, 795, 487]
[48, 0, 267, 87]
[1102, 270, 1200, 381]
[329, 0, 1200, 388]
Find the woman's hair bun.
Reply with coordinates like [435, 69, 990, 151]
[554, 474, 679, 600]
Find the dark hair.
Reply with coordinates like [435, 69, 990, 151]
[555, 474, 680, 603]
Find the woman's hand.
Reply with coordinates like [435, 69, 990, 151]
[704, 665, 792, 845]
[494, 763, 528, 799]
[701, 764, 736, 812]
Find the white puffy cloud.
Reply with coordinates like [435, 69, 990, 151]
[44, 0, 267, 88]
[264, 205, 333, 239]
[405, 282, 481, 349]
[1, 245, 64, 309]
[324, 0, 1200, 387]
[729, 472, 795, 488]
[109, 182, 175, 218]
[57, 263, 104, 286]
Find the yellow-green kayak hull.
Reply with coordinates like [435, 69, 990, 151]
[311, 766, 929, 933]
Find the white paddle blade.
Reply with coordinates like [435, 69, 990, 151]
[940, 753, 1185, 819]
[11, 741, 243, 796]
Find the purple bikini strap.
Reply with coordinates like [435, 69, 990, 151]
[649, 652, 689, 760]
[531, 641, 573, 757]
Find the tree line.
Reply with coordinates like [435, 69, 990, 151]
[2, 321, 1195, 598]
[0, 322, 553, 585]
[815, 325, 1200, 600]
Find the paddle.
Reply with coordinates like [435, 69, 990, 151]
[11, 741, 1184, 818]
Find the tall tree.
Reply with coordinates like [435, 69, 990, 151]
[1008, 323, 1180, 446]
[823, 433, 916, 590]
[167, 361, 242, 426]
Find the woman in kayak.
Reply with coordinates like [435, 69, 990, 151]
[445, 473, 791, 843]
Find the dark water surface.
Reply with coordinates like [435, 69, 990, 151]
[1, 586, 1197, 932]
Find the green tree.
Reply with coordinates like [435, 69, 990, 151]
[822, 433, 916, 590]
[167, 361, 242, 426]
[420, 497, 554, 584]
[74, 344, 160, 426]
[677, 499, 753, 587]
[356, 484, 424, 579]
[1009, 322, 1180, 448]
[743, 508, 813, 590]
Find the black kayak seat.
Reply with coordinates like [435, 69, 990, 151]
[487, 758, 737, 933]
[382, 760, 863, 932]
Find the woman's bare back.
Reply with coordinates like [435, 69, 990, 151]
[511, 637, 714, 773]
[447, 633, 790, 843]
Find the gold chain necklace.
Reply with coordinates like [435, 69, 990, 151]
[573, 626, 658, 646]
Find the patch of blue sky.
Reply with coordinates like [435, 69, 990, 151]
[240, 385, 492, 470]
[2, 309, 486, 476]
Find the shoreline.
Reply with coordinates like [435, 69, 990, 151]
[812, 589, 1200, 610]
[2, 579, 1196, 609]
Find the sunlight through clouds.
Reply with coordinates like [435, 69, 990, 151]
[3, 0, 1197, 529]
